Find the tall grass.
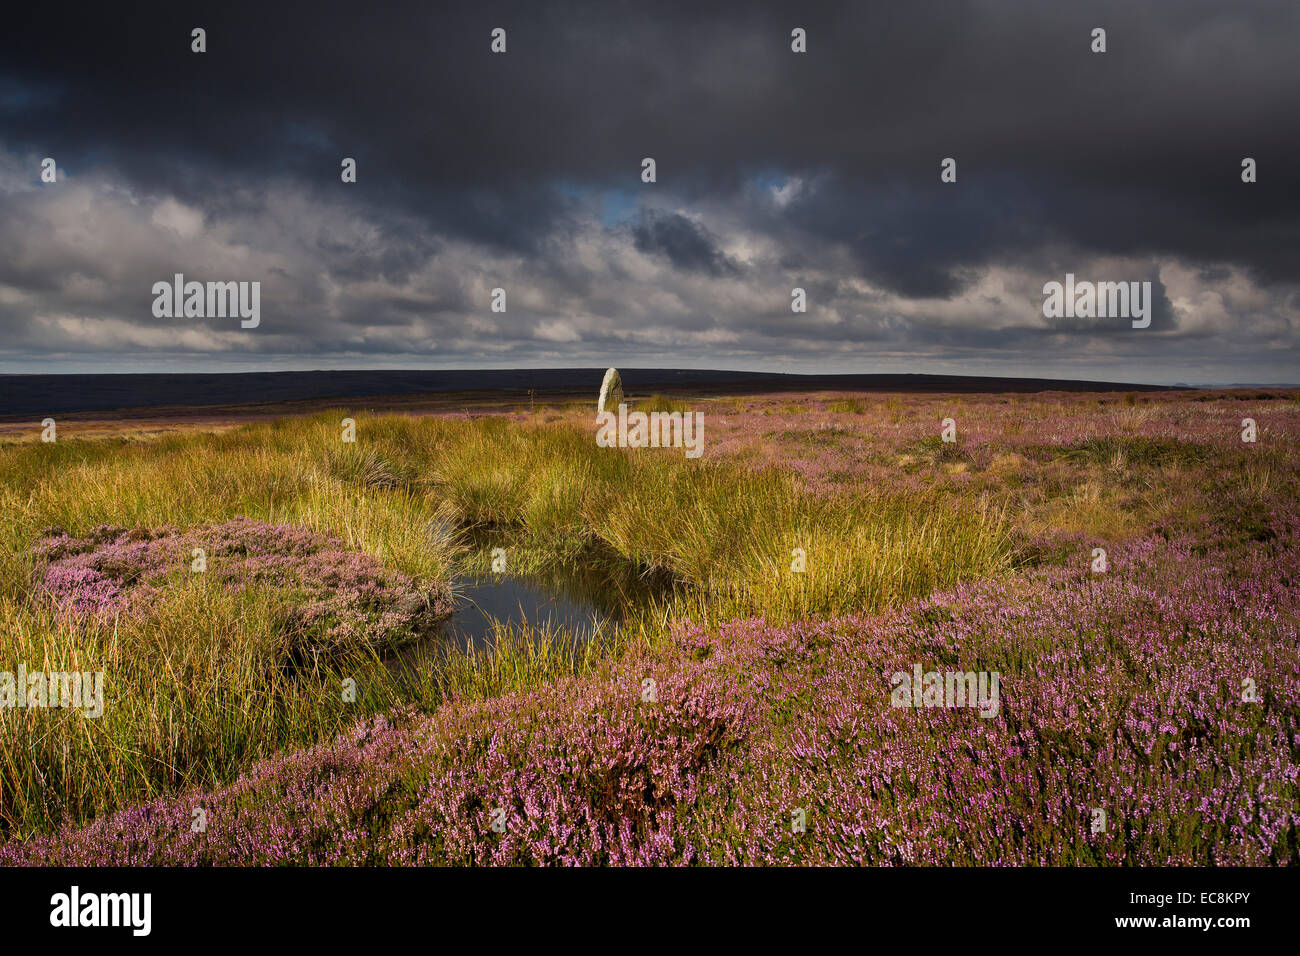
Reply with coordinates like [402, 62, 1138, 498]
[427, 413, 1011, 620]
[404, 617, 628, 704]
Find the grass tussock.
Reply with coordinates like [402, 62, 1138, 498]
[633, 393, 696, 415]
[827, 397, 868, 414]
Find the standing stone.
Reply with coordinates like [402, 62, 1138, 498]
[597, 368, 624, 413]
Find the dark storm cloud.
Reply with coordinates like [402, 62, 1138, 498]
[0, 0, 1297, 381]
[4, 0, 1296, 257]
[632, 212, 740, 277]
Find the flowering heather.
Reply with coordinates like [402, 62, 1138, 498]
[699, 389, 1300, 498]
[6, 510, 1296, 866]
[31, 519, 453, 655]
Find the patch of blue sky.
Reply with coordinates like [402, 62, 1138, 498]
[549, 180, 639, 227]
[600, 190, 638, 226]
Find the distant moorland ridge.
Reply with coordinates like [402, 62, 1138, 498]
[0, 368, 1181, 419]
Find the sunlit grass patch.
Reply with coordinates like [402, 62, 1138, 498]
[633, 393, 697, 415]
[827, 398, 867, 414]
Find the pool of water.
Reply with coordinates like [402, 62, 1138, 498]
[432, 539, 677, 649]
[442, 573, 613, 647]
[388, 522, 679, 653]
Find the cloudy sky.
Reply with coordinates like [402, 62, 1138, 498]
[2, 0, 1297, 384]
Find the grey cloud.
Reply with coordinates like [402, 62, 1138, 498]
[631, 212, 740, 277]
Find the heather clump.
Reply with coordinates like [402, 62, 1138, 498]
[32, 518, 453, 654]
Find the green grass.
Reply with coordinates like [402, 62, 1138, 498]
[633, 393, 696, 414]
[827, 397, 867, 414]
[906, 435, 972, 467]
[1035, 436, 1209, 468]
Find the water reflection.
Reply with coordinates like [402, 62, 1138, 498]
[438, 545, 675, 649]
[444, 574, 608, 648]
